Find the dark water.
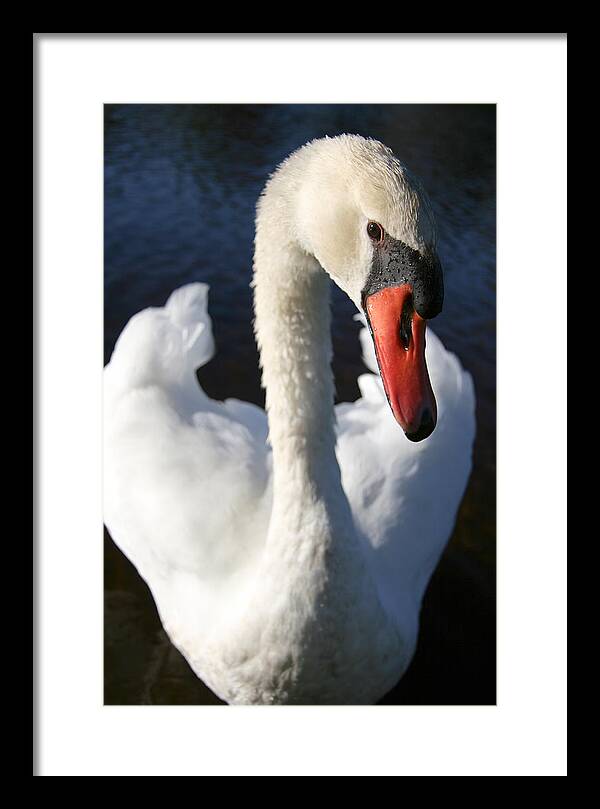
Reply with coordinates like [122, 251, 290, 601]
[104, 104, 496, 705]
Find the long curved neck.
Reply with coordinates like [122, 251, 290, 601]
[253, 179, 345, 530]
[254, 239, 339, 506]
[249, 162, 395, 669]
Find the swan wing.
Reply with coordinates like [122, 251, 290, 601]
[336, 316, 476, 626]
[104, 284, 272, 644]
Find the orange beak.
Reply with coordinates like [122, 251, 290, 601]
[365, 284, 437, 441]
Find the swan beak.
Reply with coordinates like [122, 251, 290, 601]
[365, 283, 437, 441]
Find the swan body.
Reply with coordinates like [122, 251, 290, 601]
[104, 135, 475, 704]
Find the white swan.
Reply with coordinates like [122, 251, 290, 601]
[104, 135, 475, 704]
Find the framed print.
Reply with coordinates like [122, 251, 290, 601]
[34, 33, 567, 776]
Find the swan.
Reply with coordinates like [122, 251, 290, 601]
[104, 134, 475, 705]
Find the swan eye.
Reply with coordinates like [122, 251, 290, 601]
[367, 221, 384, 243]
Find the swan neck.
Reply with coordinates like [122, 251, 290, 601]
[253, 198, 338, 487]
[254, 254, 336, 458]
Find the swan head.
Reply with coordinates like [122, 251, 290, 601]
[293, 135, 444, 441]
